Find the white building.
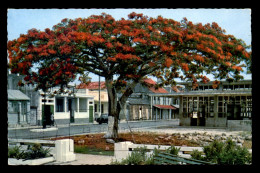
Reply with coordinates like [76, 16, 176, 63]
[38, 86, 95, 125]
[8, 89, 30, 126]
[76, 82, 109, 118]
[7, 73, 95, 126]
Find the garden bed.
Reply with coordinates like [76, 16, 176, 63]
[50, 132, 201, 155]
[50, 131, 251, 155]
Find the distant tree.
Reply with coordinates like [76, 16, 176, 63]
[7, 12, 251, 138]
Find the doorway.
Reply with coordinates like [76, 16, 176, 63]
[68, 98, 74, 123]
[227, 104, 242, 120]
[198, 105, 206, 126]
[42, 105, 54, 126]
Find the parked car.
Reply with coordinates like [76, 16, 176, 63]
[95, 113, 120, 124]
[95, 113, 108, 124]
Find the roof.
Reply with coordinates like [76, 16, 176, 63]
[153, 105, 177, 110]
[143, 78, 168, 94]
[128, 98, 150, 105]
[177, 79, 252, 86]
[8, 90, 30, 101]
[148, 90, 252, 97]
[76, 82, 106, 90]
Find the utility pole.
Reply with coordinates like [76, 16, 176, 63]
[42, 91, 46, 129]
[99, 74, 101, 117]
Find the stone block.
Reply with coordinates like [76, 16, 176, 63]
[55, 139, 76, 162]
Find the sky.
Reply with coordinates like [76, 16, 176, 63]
[7, 8, 252, 82]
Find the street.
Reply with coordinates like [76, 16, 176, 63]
[8, 120, 179, 139]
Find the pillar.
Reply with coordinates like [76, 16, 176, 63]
[214, 96, 218, 127]
[18, 102, 21, 124]
[55, 139, 76, 162]
[77, 98, 79, 113]
[150, 96, 153, 120]
[64, 97, 67, 113]
[26, 101, 30, 123]
[179, 96, 183, 119]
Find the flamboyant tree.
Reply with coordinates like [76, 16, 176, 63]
[7, 12, 251, 138]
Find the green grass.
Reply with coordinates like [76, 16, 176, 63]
[74, 145, 114, 156]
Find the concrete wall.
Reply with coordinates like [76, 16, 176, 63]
[205, 117, 226, 127]
[8, 113, 19, 125]
[227, 120, 252, 131]
[179, 117, 190, 126]
[129, 105, 150, 120]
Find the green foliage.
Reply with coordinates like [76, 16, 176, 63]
[165, 145, 180, 155]
[190, 138, 252, 165]
[111, 146, 154, 165]
[190, 149, 204, 161]
[8, 143, 51, 160]
[24, 143, 51, 159]
[8, 146, 24, 159]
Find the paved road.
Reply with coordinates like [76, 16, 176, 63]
[8, 120, 179, 139]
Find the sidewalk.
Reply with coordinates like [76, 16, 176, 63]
[7, 119, 158, 130]
[8, 122, 93, 130]
[46, 154, 114, 165]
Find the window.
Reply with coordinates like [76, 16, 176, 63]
[79, 98, 87, 112]
[218, 96, 226, 117]
[56, 98, 64, 112]
[22, 102, 27, 114]
[9, 101, 18, 113]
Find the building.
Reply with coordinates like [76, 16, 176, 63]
[38, 86, 95, 125]
[177, 80, 252, 127]
[77, 81, 109, 119]
[164, 80, 252, 129]
[8, 73, 36, 126]
[7, 73, 95, 126]
[8, 89, 30, 126]
[126, 78, 178, 121]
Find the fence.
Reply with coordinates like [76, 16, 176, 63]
[154, 152, 215, 165]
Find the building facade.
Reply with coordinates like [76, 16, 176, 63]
[8, 73, 95, 126]
[174, 80, 252, 128]
[8, 89, 30, 126]
[76, 81, 109, 119]
[125, 78, 178, 121]
[38, 87, 95, 125]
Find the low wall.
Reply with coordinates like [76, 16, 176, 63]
[8, 138, 76, 165]
[227, 120, 252, 131]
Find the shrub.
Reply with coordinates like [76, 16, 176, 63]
[8, 146, 24, 159]
[165, 146, 180, 155]
[8, 143, 51, 160]
[24, 143, 51, 159]
[111, 146, 154, 165]
[190, 138, 252, 165]
[190, 149, 204, 161]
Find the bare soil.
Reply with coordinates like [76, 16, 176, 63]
[51, 132, 200, 152]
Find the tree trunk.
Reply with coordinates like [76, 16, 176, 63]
[104, 76, 138, 139]
[104, 76, 120, 139]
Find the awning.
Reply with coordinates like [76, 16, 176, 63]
[153, 105, 177, 110]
